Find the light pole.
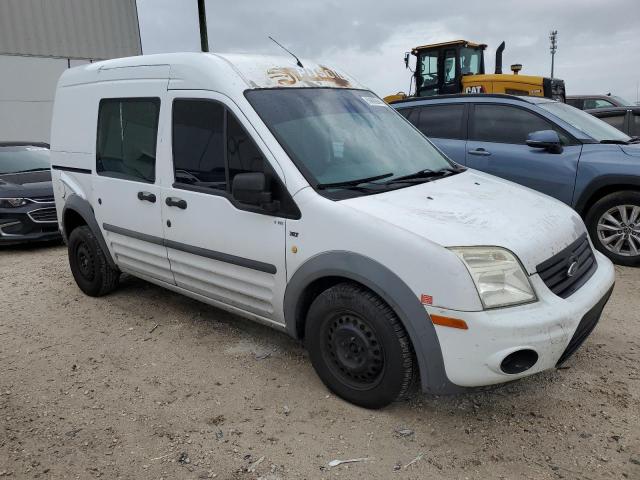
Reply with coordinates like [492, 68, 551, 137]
[549, 30, 558, 79]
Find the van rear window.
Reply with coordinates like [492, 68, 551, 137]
[96, 98, 160, 183]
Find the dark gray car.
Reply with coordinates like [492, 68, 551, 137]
[567, 94, 633, 110]
[0, 143, 60, 245]
[586, 106, 640, 138]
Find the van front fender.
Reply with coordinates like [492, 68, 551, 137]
[284, 251, 465, 394]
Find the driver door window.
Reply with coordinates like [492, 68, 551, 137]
[171, 99, 297, 218]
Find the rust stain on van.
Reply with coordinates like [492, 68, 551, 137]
[267, 65, 351, 87]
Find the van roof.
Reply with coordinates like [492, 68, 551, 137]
[58, 52, 365, 92]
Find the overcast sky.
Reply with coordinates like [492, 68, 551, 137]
[137, 0, 640, 102]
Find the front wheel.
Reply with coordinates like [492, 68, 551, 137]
[304, 283, 416, 409]
[585, 191, 640, 267]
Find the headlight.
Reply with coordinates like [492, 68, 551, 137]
[0, 198, 30, 208]
[449, 247, 537, 309]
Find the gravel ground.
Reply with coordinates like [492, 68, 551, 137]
[0, 243, 639, 480]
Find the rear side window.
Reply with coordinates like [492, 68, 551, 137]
[172, 100, 226, 190]
[416, 104, 466, 140]
[96, 98, 160, 183]
[598, 113, 626, 133]
[470, 104, 556, 145]
[633, 113, 640, 136]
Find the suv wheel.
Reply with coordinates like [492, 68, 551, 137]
[68, 226, 120, 296]
[585, 191, 640, 267]
[305, 283, 416, 409]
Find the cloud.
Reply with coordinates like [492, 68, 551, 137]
[137, 0, 640, 101]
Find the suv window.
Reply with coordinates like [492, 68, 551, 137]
[633, 113, 640, 137]
[97, 98, 160, 183]
[470, 104, 558, 145]
[599, 113, 626, 132]
[416, 104, 465, 140]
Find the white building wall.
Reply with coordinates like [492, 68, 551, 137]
[0, 56, 90, 142]
[0, 0, 141, 143]
[0, 0, 141, 60]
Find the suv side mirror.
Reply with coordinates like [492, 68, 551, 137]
[526, 130, 563, 154]
[404, 52, 410, 69]
[232, 172, 278, 211]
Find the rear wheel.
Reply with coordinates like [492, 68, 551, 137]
[585, 191, 640, 267]
[68, 226, 119, 296]
[305, 283, 416, 409]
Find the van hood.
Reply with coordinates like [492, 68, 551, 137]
[341, 170, 587, 274]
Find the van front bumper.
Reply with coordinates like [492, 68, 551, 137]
[427, 250, 616, 388]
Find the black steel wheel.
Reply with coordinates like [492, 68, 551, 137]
[305, 282, 416, 409]
[68, 226, 119, 296]
[323, 311, 385, 390]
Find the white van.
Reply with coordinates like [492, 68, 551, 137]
[50, 53, 615, 408]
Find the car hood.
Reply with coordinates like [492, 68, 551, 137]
[0, 170, 53, 197]
[341, 170, 587, 274]
[619, 143, 640, 157]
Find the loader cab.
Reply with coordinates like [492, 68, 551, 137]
[413, 40, 486, 97]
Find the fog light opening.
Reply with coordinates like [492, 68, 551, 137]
[500, 349, 538, 374]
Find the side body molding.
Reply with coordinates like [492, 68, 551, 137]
[62, 194, 117, 269]
[283, 251, 464, 394]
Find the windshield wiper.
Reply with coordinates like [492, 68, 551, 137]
[384, 166, 464, 185]
[316, 172, 393, 190]
[628, 136, 640, 144]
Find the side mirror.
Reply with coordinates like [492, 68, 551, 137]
[526, 130, 563, 154]
[404, 52, 410, 69]
[232, 172, 278, 211]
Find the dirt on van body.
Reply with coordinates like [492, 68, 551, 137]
[0, 243, 639, 480]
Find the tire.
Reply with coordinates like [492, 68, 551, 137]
[304, 282, 416, 409]
[68, 225, 119, 296]
[585, 191, 640, 267]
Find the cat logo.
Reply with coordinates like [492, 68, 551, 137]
[464, 85, 484, 94]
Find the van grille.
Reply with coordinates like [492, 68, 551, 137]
[536, 234, 597, 299]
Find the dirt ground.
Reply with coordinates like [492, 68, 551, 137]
[0, 243, 639, 480]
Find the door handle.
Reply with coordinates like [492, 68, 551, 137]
[165, 197, 187, 210]
[137, 191, 156, 203]
[468, 148, 491, 156]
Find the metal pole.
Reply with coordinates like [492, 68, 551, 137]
[198, 0, 209, 52]
[549, 30, 558, 79]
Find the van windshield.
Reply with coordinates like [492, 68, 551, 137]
[245, 88, 454, 194]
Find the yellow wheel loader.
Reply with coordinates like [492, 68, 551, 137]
[384, 40, 566, 103]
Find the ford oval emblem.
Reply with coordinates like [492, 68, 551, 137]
[567, 261, 579, 278]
